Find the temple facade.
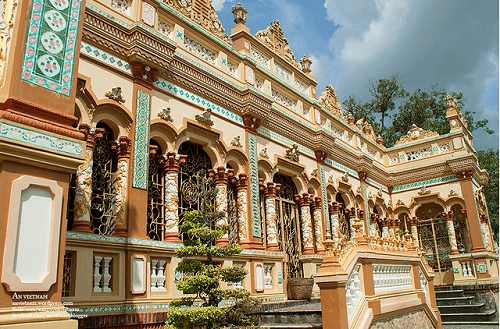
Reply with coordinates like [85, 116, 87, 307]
[0, 0, 496, 328]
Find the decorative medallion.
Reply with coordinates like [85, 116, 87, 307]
[21, 0, 82, 96]
[259, 147, 268, 159]
[285, 144, 299, 162]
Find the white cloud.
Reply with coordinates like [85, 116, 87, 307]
[320, 0, 498, 149]
[212, 0, 226, 11]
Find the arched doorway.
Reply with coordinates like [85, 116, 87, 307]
[273, 173, 302, 278]
[416, 202, 452, 285]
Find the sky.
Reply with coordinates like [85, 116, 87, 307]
[212, 0, 499, 151]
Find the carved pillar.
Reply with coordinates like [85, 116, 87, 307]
[349, 208, 357, 239]
[458, 170, 486, 251]
[298, 194, 314, 253]
[163, 152, 187, 242]
[211, 166, 229, 245]
[479, 213, 492, 251]
[72, 124, 96, 232]
[387, 218, 395, 237]
[382, 218, 389, 238]
[264, 182, 280, 251]
[443, 211, 459, 255]
[237, 174, 251, 245]
[410, 217, 419, 246]
[113, 136, 131, 236]
[394, 217, 401, 238]
[329, 202, 339, 243]
[313, 197, 325, 252]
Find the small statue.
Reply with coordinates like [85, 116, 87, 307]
[285, 144, 299, 162]
[158, 108, 173, 122]
[341, 171, 349, 183]
[105, 87, 125, 103]
[231, 136, 242, 148]
[259, 147, 269, 158]
[195, 109, 214, 127]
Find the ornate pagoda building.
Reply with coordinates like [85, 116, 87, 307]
[0, 0, 496, 328]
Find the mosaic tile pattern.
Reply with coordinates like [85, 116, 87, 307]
[21, 0, 82, 96]
[392, 175, 457, 193]
[0, 121, 83, 156]
[319, 165, 329, 227]
[132, 90, 151, 189]
[248, 132, 261, 238]
[155, 79, 243, 125]
[80, 42, 131, 74]
[324, 158, 358, 177]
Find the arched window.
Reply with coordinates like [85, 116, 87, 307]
[90, 123, 118, 235]
[178, 142, 212, 216]
[336, 193, 351, 240]
[147, 140, 165, 240]
[273, 174, 302, 278]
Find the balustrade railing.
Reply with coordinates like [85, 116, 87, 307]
[316, 233, 442, 329]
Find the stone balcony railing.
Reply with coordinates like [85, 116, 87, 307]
[316, 227, 442, 329]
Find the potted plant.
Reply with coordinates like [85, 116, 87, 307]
[284, 219, 314, 300]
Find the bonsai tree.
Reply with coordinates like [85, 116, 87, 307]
[166, 172, 258, 329]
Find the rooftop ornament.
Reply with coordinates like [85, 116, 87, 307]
[319, 85, 343, 117]
[300, 55, 312, 74]
[395, 124, 439, 145]
[232, 3, 247, 25]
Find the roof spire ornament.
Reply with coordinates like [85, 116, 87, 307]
[300, 55, 312, 74]
[232, 3, 247, 25]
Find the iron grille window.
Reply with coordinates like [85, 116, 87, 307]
[178, 142, 212, 217]
[62, 251, 76, 297]
[66, 173, 77, 231]
[90, 127, 117, 236]
[148, 143, 166, 240]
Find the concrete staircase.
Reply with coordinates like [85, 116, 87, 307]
[253, 300, 322, 329]
[436, 286, 498, 327]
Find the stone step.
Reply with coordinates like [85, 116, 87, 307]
[443, 321, 499, 329]
[435, 289, 465, 298]
[256, 310, 322, 326]
[260, 324, 322, 329]
[436, 296, 475, 305]
[438, 303, 486, 313]
[440, 309, 497, 323]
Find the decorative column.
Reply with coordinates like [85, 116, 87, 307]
[264, 182, 279, 251]
[382, 218, 389, 238]
[212, 166, 229, 245]
[349, 208, 357, 239]
[394, 217, 401, 238]
[313, 196, 325, 252]
[479, 214, 492, 251]
[113, 136, 131, 236]
[329, 202, 340, 243]
[388, 218, 395, 237]
[72, 124, 96, 232]
[443, 211, 459, 255]
[163, 152, 187, 242]
[457, 170, 486, 251]
[298, 193, 315, 254]
[237, 174, 251, 245]
[410, 217, 419, 246]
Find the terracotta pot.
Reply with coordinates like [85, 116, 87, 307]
[287, 277, 314, 300]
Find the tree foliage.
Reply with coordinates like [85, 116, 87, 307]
[342, 78, 493, 148]
[166, 172, 258, 329]
[477, 150, 499, 242]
